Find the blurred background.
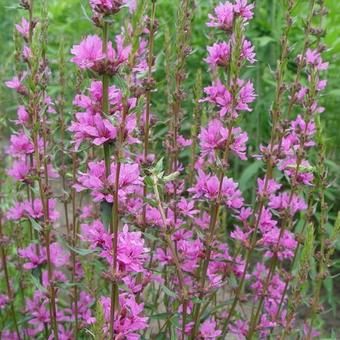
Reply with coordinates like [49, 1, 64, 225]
[0, 0, 339, 335]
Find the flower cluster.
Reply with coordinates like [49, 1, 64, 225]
[71, 35, 131, 75]
[0, 0, 333, 339]
[3, 5, 93, 339]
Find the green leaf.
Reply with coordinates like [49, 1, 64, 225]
[254, 36, 275, 47]
[150, 313, 169, 320]
[60, 237, 99, 256]
[239, 161, 262, 191]
[144, 176, 154, 187]
[163, 171, 180, 183]
[142, 196, 159, 208]
[161, 284, 177, 298]
[31, 272, 46, 293]
[153, 158, 164, 175]
[143, 232, 159, 242]
[100, 201, 112, 230]
[29, 218, 43, 232]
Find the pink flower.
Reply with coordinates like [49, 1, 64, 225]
[80, 205, 97, 219]
[70, 291, 95, 325]
[207, 2, 234, 31]
[75, 161, 143, 203]
[89, 0, 123, 15]
[202, 80, 232, 117]
[177, 135, 192, 147]
[25, 292, 51, 335]
[0, 294, 10, 309]
[303, 323, 320, 338]
[70, 35, 103, 69]
[199, 119, 229, 157]
[15, 17, 30, 39]
[199, 319, 222, 339]
[101, 293, 148, 336]
[257, 178, 281, 196]
[317, 78, 327, 91]
[73, 80, 123, 114]
[241, 39, 256, 63]
[229, 319, 249, 339]
[18, 243, 68, 270]
[22, 45, 32, 60]
[199, 119, 248, 160]
[231, 127, 248, 160]
[231, 226, 251, 244]
[155, 248, 172, 265]
[177, 198, 199, 218]
[234, 0, 254, 21]
[15, 105, 30, 126]
[71, 35, 131, 75]
[269, 192, 307, 216]
[7, 199, 59, 222]
[207, 1, 254, 31]
[50, 243, 70, 267]
[6, 202, 25, 220]
[5, 74, 27, 95]
[81, 219, 109, 249]
[258, 208, 277, 233]
[305, 48, 329, 71]
[189, 170, 244, 209]
[102, 225, 149, 273]
[24, 198, 60, 222]
[202, 79, 255, 117]
[7, 160, 30, 182]
[259, 228, 297, 260]
[42, 270, 67, 287]
[206, 39, 255, 69]
[279, 158, 314, 185]
[281, 115, 316, 152]
[69, 111, 117, 149]
[8, 131, 34, 156]
[236, 79, 256, 112]
[177, 238, 202, 272]
[18, 244, 46, 269]
[205, 42, 231, 69]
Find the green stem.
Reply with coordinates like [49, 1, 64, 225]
[0, 209, 21, 339]
[142, 0, 157, 227]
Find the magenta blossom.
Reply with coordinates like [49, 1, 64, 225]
[70, 35, 131, 75]
[205, 39, 255, 69]
[69, 112, 117, 149]
[189, 170, 244, 209]
[18, 243, 69, 270]
[207, 2, 235, 30]
[101, 224, 149, 273]
[15, 105, 30, 126]
[199, 319, 222, 339]
[89, 0, 124, 15]
[74, 161, 143, 203]
[7, 131, 35, 156]
[199, 119, 248, 160]
[101, 293, 148, 337]
[7, 160, 30, 182]
[305, 48, 329, 71]
[81, 219, 109, 249]
[7, 198, 59, 222]
[5, 74, 27, 95]
[15, 17, 30, 39]
[73, 80, 123, 114]
[207, 0, 254, 31]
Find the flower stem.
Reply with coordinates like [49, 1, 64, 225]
[0, 204, 21, 340]
[142, 0, 157, 228]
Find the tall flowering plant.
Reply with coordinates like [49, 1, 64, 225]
[0, 0, 338, 339]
